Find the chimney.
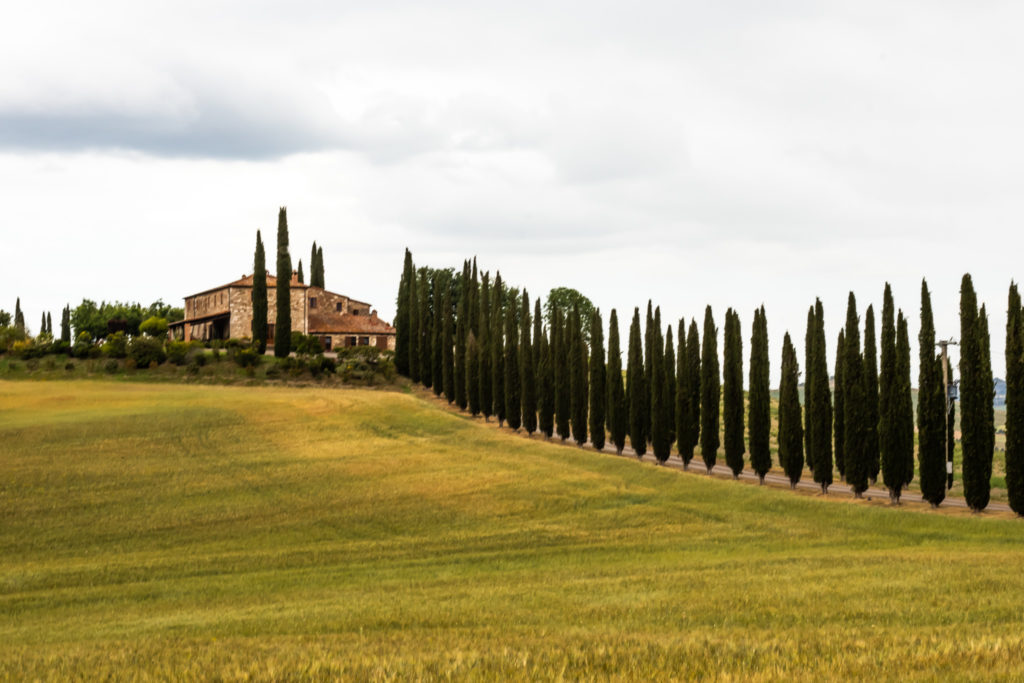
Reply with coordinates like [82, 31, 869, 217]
[291, 270, 299, 285]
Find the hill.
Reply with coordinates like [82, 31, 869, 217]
[2, 380, 1024, 679]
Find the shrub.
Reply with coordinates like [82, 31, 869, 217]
[65, 362, 75, 372]
[264, 364, 281, 379]
[187, 349, 208, 367]
[128, 336, 166, 367]
[308, 355, 336, 378]
[26, 358, 39, 371]
[211, 348, 222, 362]
[104, 359, 119, 374]
[72, 332, 93, 359]
[125, 358, 137, 370]
[101, 331, 128, 358]
[166, 341, 190, 366]
[234, 347, 261, 368]
[138, 316, 169, 338]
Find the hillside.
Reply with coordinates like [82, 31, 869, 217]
[2, 380, 1024, 680]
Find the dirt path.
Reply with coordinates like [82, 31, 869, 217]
[414, 387, 1016, 517]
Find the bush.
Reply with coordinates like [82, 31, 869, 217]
[308, 355, 336, 377]
[292, 332, 324, 356]
[104, 359, 119, 374]
[101, 331, 128, 358]
[65, 362, 75, 372]
[139, 316, 169, 338]
[166, 341, 190, 366]
[26, 358, 39, 371]
[73, 331, 93, 359]
[125, 358, 137, 370]
[187, 349, 208, 367]
[233, 347, 261, 368]
[265, 364, 281, 379]
[128, 336, 166, 367]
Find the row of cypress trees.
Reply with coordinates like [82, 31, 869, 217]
[396, 252, 1010, 512]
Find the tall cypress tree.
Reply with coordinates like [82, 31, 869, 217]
[505, 299, 522, 430]
[644, 301, 654, 442]
[466, 332, 481, 416]
[431, 274, 443, 395]
[252, 230, 268, 353]
[675, 318, 691, 466]
[879, 283, 899, 499]
[700, 306, 720, 473]
[810, 299, 833, 493]
[442, 276, 455, 403]
[918, 279, 945, 506]
[309, 242, 318, 287]
[539, 322, 555, 438]
[408, 266, 420, 382]
[40, 312, 47, 336]
[454, 262, 469, 410]
[533, 299, 543, 374]
[554, 307, 571, 441]
[844, 293, 869, 497]
[297, 259, 304, 285]
[395, 249, 413, 376]
[864, 305, 880, 483]
[479, 274, 493, 420]
[317, 246, 325, 288]
[889, 310, 915, 503]
[589, 309, 606, 450]
[804, 306, 815, 471]
[627, 308, 647, 457]
[960, 274, 993, 511]
[14, 297, 24, 332]
[492, 273, 506, 426]
[570, 306, 588, 446]
[723, 308, 745, 478]
[748, 306, 771, 483]
[419, 269, 432, 389]
[521, 291, 537, 435]
[607, 310, 627, 454]
[469, 259, 479, 337]
[650, 312, 670, 462]
[684, 319, 701, 467]
[834, 329, 846, 479]
[779, 332, 804, 488]
[1006, 282, 1024, 515]
[665, 324, 676, 447]
[979, 305, 995, 505]
[60, 305, 71, 344]
[273, 207, 292, 357]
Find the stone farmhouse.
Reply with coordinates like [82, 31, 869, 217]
[169, 272, 396, 351]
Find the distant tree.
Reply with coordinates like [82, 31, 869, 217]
[408, 263, 420, 382]
[469, 259, 480, 338]
[675, 318, 691, 466]
[607, 309, 626, 454]
[0, 309, 11, 327]
[418, 268, 432, 389]
[650, 312, 671, 462]
[682, 319, 701, 468]
[890, 310, 915, 503]
[568, 306, 587, 445]
[863, 305, 880, 483]
[554, 306, 571, 441]
[316, 246, 325, 288]
[479, 273, 493, 420]
[60, 305, 71, 344]
[309, 242, 318, 287]
[879, 283, 900, 500]
[804, 306, 815, 472]
[431, 274, 443, 395]
[442, 276, 455, 403]
[589, 308, 606, 450]
[395, 249, 413, 376]
[723, 308, 744, 478]
[297, 259, 304, 285]
[1007, 281, 1024, 515]
[505, 299, 522, 430]
[40, 312, 47, 337]
[809, 299, 833, 493]
[918, 279, 945, 506]
[273, 207, 292, 357]
[492, 273, 506, 425]
[843, 293, 869, 497]
[533, 299, 543, 374]
[644, 301, 654, 442]
[834, 328, 846, 480]
[521, 290, 537, 435]
[139, 316, 169, 338]
[626, 308, 647, 457]
[251, 231, 270, 354]
[960, 274, 990, 510]
[779, 331, 804, 488]
[700, 306, 720, 473]
[544, 287, 595, 344]
[748, 306, 771, 483]
[538, 321, 555, 438]
[664, 324, 676, 447]
[14, 297, 24, 332]
[454, 261, 469, 410]
[466, 332, 481, 416]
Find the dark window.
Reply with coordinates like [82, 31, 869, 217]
[347, 336, 357, 347]
[310, 297, 318, 308]
[359, 336, 370, 346]
[324, 336, 332, 350]
[336, 302, 343, 312]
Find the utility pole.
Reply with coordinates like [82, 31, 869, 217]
[937, 338, 959, 490]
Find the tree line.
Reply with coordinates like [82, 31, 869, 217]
[397, 252, 1018, 514]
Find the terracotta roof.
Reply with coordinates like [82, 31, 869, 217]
[309, 311, 396, 335]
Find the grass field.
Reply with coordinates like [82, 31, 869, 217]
[2, 380, 1024, 680]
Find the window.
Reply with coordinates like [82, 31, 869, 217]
[346, 336, 357, 347]
[359, 336, 370, 346]
[352, 309, 360, 316]
[310, 297, 318, 308]
[336, 302, 343, 312]
[324, 336, 332, 350]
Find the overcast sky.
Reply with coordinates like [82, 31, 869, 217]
[4, 0, 1024, 384]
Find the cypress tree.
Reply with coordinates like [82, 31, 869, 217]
[454, 262, 469, 410]
[844, 293, 869, 497]
[879, 283, 899, 499]
[569, 306, 587, 445]
[40, 312, 47, 336]
[395, 249, 413, 376]
[947, 397, 956, 490]
[960, 274, 993, 511]
[779, 332, 804, 488]
[665, 324, 676, 446]
[980, 305, 995, 504]
[748, 306, 771, 483]
[864, 305, 880, 483]
[469, 259, 479, 337]
[466, 332, 480, 415]
[521, 290, 537, 435]
[14, 298, 24, 332]
[554, 306, 571, 441]
[723, 309, 745, 478]
[627, 308, 647, 457]
[442, 277, 455, 403]
[888, 310, 915, 503]
[408, 265, 420, 382]
[918, 279, 945, 506]
[644, 301, 654, 442]
[650, 312, 670, 462]
[589, 309, 606, 450]
[60, 305, 71, 344]
[834, 329, 846, 479]
[533, 299, 543, 373]
[684, 319, 701, 467]
[419, 269, 432, 389]
[675, 318, 691, 466]
[273, 207, 292, 357]
[297, 259, 304, 285]
[309, 242, 318, 287]
[804, 306, 815, 471]
[492, 273, 506, 426]
[1006, 282, 1024, 515]
[479, 273, 493, 420]
[431, 274, 443, 395]
[317, 246, 325, 288]
[252, 230, 268, 354]
[505, 299, 522, 431]
[539, 322, 555, 438]
[810, 299, 833, 493]
[607, 310, 627, 454]
[700, 306, 720, 473]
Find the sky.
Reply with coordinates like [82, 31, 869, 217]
[4, 0, 1024, 384]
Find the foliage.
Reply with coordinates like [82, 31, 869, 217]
[626, 307, 646, 456]
[274, 207, 292, 358]
[71, 299, 182, 339]
[544, 287, 594, 345]
[505, 299, 522, 431]
[748, 306, 771, 482]
[809, 299, 833, 492]
[723, 308, 744, 477]
[491, 272, 505, 424]
[395, 249, 413, 377]
[700, 306, 720, 472]
[843, 293, 869, 496]
[1006, 281, 1024, 515]
[834, 328, 846, 478]
[650, 310, 670, 462]
[538, 322, 555, 438]
[863, 305, 880, 482]
[128, 336, 166, 367]
[918, 280, 946, 506]
[139, 316, 169, 338]
[101, 331, 128, 359]
[521, 291, 538, 435]
[960, 274, 994, 511]
[778, 331, 804, 487]
[252, 230, 269, 354]
[569, 307, 587, 446]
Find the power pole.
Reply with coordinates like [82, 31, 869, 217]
[937, 338, 959, 490]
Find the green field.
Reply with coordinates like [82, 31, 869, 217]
[2, 380, 1024, 680]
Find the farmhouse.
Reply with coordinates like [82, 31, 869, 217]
[169, 271, 396, 350]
